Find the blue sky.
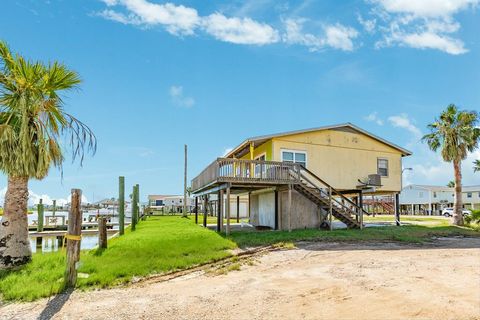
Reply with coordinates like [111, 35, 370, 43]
[0, 0, 479, 205]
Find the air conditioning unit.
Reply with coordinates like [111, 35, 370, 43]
[368, 174, 381, 187]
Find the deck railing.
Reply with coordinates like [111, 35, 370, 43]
[191, 158, 302, 192]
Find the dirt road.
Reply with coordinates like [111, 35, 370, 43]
[2, 237, 480, 320]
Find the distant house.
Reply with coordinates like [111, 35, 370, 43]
[191, 123, 412, 231]
[148, 195, 172, 208]
[148, 194, 196, 213]
[400, 184, 480, 215]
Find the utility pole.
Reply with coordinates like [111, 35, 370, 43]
[183, 144, 188, 217]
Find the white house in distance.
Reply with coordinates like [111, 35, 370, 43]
[148, 194, 195, 213]
[399, 184, 480, 215]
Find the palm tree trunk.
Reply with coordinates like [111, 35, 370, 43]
[0, 176, 31, 269]
[453, 159, 464, 226]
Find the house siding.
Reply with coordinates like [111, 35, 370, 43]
[271, 128, 403, 192]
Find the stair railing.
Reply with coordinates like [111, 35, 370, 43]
[294, 166, 368, 228]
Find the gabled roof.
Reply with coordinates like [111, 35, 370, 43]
[225, 123, 412, 158]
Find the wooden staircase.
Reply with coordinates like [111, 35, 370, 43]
[291, 167, 365, 229]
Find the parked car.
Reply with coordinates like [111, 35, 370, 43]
[442, 208, 472, 217]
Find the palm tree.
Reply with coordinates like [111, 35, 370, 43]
[474, 160, 480, 173]
[447, 181, 455, 188]
[422, 104, 479, 226]
[0, 41, 96, 269]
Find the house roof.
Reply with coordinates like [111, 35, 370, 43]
[224, 123, 412, 158]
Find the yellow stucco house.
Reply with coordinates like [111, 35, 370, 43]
[191, 123, 412, 232]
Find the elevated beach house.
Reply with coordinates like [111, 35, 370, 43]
[191, 123, 412, 232]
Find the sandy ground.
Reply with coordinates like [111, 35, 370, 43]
[1, 237, 480, 320]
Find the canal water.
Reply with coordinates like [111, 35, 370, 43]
[27, 209, 132, 253]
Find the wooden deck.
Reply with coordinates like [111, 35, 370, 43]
[191, 158, 302, 193]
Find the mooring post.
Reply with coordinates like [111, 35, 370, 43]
[119, 176, 125, 235]
[64, 188, 83, 288]
[52, 199, 56, 217]
[98, 217, 107, 249]
[37, 198, 44, 232]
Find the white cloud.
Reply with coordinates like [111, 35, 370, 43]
[388, 114, 422, 139]
[98, 1, 358, 51]
[169, 85, 195, 108]
[398, 31, 467, 54]
[0, 188, 89, 207]
[387, 112, 479, 187]
[98, 9, 142, 25]
[324, 24, 359, 51]
[364, 112, 384, 125]
[202, 13, 280, 45]
[99, 0, 200, 35]
[358, 15, 377, 33]
[405, 148, 480, 186]
[372, 0, 479, 18]
[283, 19, 359, 51]
[368, 0, 478, 54]
[222, 147, 233, 156]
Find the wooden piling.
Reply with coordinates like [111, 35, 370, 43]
[236, 196, 240, 223]
[131, 185, 137, 231]
[203, 196, 208, 227]
[64, 189, 83, 288]
[183, 144, 188, 217]
[98, 217, 107, 249]
[136, 184, 140, 221]
[217, 191, 222, 232]
[119, 176, 125, 235]
[52, 199, 56, 217]
[329, 187, 333, 231]
[288, 185, 292, 232]
[37, 199, 44, 232]
[226, 186, 231, 235]
[194, 197, 198, 224]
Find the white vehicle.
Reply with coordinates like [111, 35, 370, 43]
[442, 207, 471, 217]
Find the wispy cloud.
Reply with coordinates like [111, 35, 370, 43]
[388, 113, 422, 139]
[222, 147, 233, 156]
[203, 13, 279, 45]
[368, 0, 478, 55]
[97, 0, 477, 55]
[364, 112, 384, 125]
[97, 0, 359, 51]
[283, 19, 359, 51]
[169, 85, 195, 108]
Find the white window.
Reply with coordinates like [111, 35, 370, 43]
[281, 150, 307, 167]
[419, 192, 424, 198]
[377, 158, 388, 177]
[467, 192, 472, 198]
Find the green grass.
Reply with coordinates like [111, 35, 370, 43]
[2, 214, 479, 302]
[0, 216, 236, 302]
[227, 224, 479, 248]
[363, 214, 451, 225]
